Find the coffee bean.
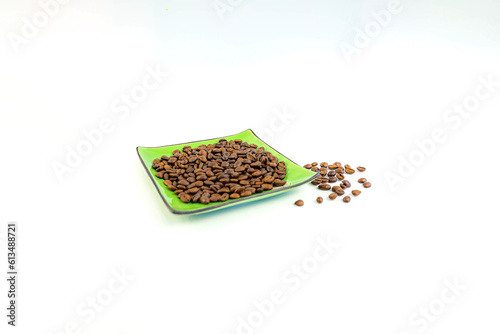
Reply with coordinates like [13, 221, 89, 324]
[358, 178, 367, 183]
[311, 179, 321, 185]
[328, 164, 336, 170]
[320, 162, 328, 168]
[328, 193, 338, 200]
[319, 167, 327, 176]
[345, 168, 355, 174]
[318, 184, 331, 191]
[332, 186, 344, 195]
[363, 182, 371, 188]
[311, 167, 319, 172]
[327, 170, 336, 176]
[328, 176, 338, 183]
[352, 190, 361, 196]
[262, 183, 273, 190]
[316, 197, 323, 203]
[295, 200, 304, 206]
[311, 162, 318, 167]
[318, 177, 329, 183]
[342, 180, 351, 188]
[343, 196, 351, 203]
[340, 183, 347, 189]
[337, 173, 345, 180]
[357, 166, 366, 172]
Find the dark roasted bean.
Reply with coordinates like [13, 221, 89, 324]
[352, 190, 361, 196]
[318, 184, 331, 191]
[342, 180, 351, 188]
[317, 197, 323, 203]
[328, 193, 338, 200]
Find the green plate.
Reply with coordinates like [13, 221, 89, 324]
[137, 129, 318, 215]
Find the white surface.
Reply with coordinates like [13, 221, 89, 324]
[1, 0, 500, 333]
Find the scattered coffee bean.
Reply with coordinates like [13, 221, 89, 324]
[337, 173, 345, 180]
[357, 166, 366, 172]
[328, 193, 338, 200]
[352, 190, 361, 196]
[358, 178, 367, 183]
[328, 176, 338, 183]
[332, 186, 345, 195]
[340, 183, 347, 190]
[343, 196, 351, 203]
[327, 170, 336, 176]
[311, 167, 319, 172]
[363, 182, 371, 188]
[303, 164, 312, 169]
[320, 162, 328, 168]
[342, 180, 351, 188]
[295, 200, 304, 206]
[318, 184, 331, 191]
[316, 197, 323, 203]
[311, 162, 318, 167]
[345, 168, 355, 174]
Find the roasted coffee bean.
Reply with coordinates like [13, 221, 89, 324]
[333, 186, 345, 195]
[311, 179, 322, 185]
[352, 190, 361, 196]
[345, 164, 351, 169]
[343, 196, 351, 203]
[295, 200, 304, 206]
[319, 168, 328, 176]
[318, 184, 331, 191]
[311, 167, 319, 172]
[317, 177, 329, 183]
[327, 170, 336, 177]
[274, 179, 287, 186]
[358, 178, 367, 183]
[328, 164, 336, 170]
[151, 139, 287, 204]
[328, 176, 338, 183]
[342, 180, 351, 188]
[311, 162, 318, 167]
[303, 164, 312, 169]
[328, 193, 338, 200]
[317, 197, 323, 203]
[320, 162, 328, 168]
[335, 168, 344, 174]
[337, 173, 345, 180]
[262, 183, 273, 190]
[363, 182, 372, 188]
[340, 183, 347, 190]
[345, 168, 355, 174]
[357, 166, 366, 172]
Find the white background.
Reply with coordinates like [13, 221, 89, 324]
[1, 0, 500, 333]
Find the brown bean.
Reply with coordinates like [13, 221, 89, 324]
[318, 184, 331, 191]
[328, 193, 338, 200]
[303, 164, 312, 169]
[316, 197, 323, 203]
[343, 196, 351, 203]
[357, 166, 366, 172]
[352, 190, 361, 196]
[295, 200, 304, 206]
[363, 182, 371, 188]
[342, 180, 351, 188]
[358, 178, 367, 183]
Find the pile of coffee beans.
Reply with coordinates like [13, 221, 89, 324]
[151, 139, 288, 204]
[295, 162, 371, 205]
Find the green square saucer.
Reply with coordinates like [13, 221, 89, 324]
[137, 129, 318, 215]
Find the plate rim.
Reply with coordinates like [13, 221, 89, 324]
[136, 128, 319, 215]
